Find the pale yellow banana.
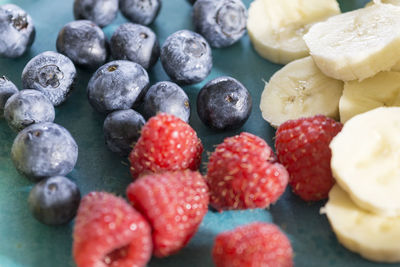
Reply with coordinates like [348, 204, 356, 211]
[304, 4, 400, 81]
[260, 56, 343, 127]
[331, 107, 400, 216]
[247, 0, 340, 64]
[324, 185, 400, 263]
[340, 72, 400, 123]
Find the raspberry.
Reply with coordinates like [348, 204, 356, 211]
[212, 222, 293, 267]
[205, 132, 288, 210]
[275, 115, 343, 201]
[73, 192, 152, 267]
[129, 113, 203, 178]
[126, 170, 209, 257]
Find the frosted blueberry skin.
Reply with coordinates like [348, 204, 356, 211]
[28, 176, 81, 225]
[4, 90, 55, 132]
[197, 76, 252, 130]
[193, 0, 247, 48]
[161, 30, 212, 85]
[11, 122, 79, 181]
[143, 81, 190, 123]
[73, 0, 118, 28]
[0, 4, 35, 58]
[0, 76, 18, 117]
[103, 109, 145, 156]
[119, 0, 161, 26]
[87, 60, 150, 114]
[56, 20, 108, 69]
[21, 51, 77, 106]
[110, 23, 160, 70]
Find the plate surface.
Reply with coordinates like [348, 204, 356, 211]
[1, 0, 391, 266]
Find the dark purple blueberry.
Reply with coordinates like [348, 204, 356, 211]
[119, 0, 161, 26]
[28, 176, 81, 225]
[197, 76, 252, 130]
[110, 23, 160, 70]
[187, 0, 197, 4]
[103, 109, 145, 156]
[21, 51, 77, 106]
[73, 0, 118, 28]
[143, 81, 190, 122]
[4, 90, 55, 132]
[0, 76, 18, 117]
[87, 60, 149, 113]
[56, 20, 108, 69]
[0, 4, 35, 58]
[11, 122, 78, 181]
[193, 0, 247, 48]
[161, 30, 212, 85]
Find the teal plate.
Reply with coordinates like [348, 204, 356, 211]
[0, 0, 393, 266]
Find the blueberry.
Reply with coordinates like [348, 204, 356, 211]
[28, 176, 81, 225]
[56, 20, 108, 69]
[143, 81, 190, 122]
[21, 51, 77, 106]
[193, 0, 247, 48]
[87, 60, 149, 113]
[197, 76, 252, 130]
[187, 0, 197, 4]
[4, 90, 55, 132]
[119, 0, 161, 26]
[110, 23, 160, 70]
[103, 109, 145, 156]
[161, 30, 212, 85]
[0, 4, 35, 58]
[11, 122, 78, 181]
[73, 0, 118, 28]
[0, 76, 18, 117]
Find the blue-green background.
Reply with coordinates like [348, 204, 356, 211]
[1, 0, 391, 266]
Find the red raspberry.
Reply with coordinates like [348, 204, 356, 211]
[129, 113, 203, 178]
[212, 222, 293, 267]
[205, 132, 288, 210]
[73, 192, 152, 267]
[126, 170, 209, 257]
[275, 115, 343, 201]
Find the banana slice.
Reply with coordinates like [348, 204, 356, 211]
[340, 72, 400, 123]
[247, 0, 340, 65]
[365, 1, 400, 72]
[330, 107, 400, 216]
[324, 185, 400, 263]
[259, 56, 343, 127]
[304, 4, 400, 81]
